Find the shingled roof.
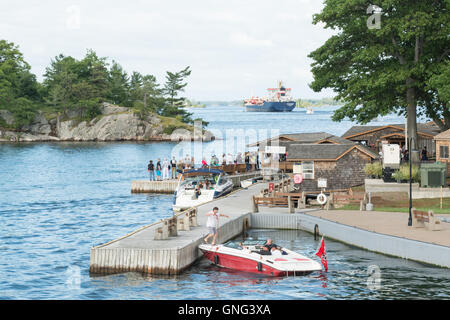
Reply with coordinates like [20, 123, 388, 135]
[286, 144, 379, 161]
[248, 132, 354, 147]
[342, 123, 441, 139]
[434, 129, 450, 140]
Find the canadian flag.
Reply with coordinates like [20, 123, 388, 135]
[315, 236, 328, 272]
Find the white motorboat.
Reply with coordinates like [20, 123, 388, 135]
[172, 168, 234, 211]
[199, 239, 322, 276]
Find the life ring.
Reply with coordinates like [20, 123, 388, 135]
[294, 174, 303, 184]
[317, 193, 327, 205]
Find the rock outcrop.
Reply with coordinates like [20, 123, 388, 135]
[0, 103, 213, 142]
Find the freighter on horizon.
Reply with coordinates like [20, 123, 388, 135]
[244, 81, 296, 112]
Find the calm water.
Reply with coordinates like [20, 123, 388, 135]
[0, 105, 448, 299]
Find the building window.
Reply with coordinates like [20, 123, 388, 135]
[440, 145, 449, 159]
[302, 161, 314, 179]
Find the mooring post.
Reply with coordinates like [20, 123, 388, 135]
[252, 196, 259, 213]
[297, 191, 306, 209]
[288, 196, 294, 213]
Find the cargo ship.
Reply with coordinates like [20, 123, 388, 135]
[244, 81, 296, 112]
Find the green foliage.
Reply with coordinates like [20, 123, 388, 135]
[0, 40, 41, 128]
[296, 97, 342, 108]
[163, 124, 179, 135]
[1, 39, 204, 130]
[309, 0, 450, 131]
[364, 161, 383, 178]
[392, 164, 420, 182]
[10, 97, 37, 129]
[162, 66, 193, 122]
[107, 61, 130, 106]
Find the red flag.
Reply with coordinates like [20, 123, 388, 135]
[315, 236, 328, 272]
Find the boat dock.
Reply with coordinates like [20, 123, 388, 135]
[90, 182, 269, 275]
[90, 181, 450, 275]
[131, 171, 261, 193]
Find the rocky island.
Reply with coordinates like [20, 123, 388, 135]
[0, 102, 213, 142]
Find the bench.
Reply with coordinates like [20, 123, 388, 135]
[252, 195, 296, 213]
[154, 216, 179, 240]
[412, 208, 443, 231]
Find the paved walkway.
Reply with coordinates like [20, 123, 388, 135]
[100, 182, 268, 250]
[305, 210, 450, 247]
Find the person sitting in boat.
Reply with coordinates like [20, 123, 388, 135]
[270, 247, 283, 256]
[192, 185, 201, 199]
[260, 238, 281, 255]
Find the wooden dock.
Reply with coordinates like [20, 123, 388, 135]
[131, 171, 261, 193]
[90, 182, 270, 275]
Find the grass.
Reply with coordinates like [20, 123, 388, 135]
[337, 197, 450, 214]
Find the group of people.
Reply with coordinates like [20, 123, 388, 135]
[147, 152, 260, 181]
[147, 157, 178, 181]
[208, 152, 260, 171]
[400, 145, 429, 163]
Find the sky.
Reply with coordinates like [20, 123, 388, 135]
[1, 0, 337, 100]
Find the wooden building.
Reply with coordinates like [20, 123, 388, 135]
[249, 132, 378, 191]
[285, 144, 379, 191]
[341, 123, 441, 156]
[434, 129, 450, 174]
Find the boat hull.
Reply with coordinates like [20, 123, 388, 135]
[201, 249, 288, 276]
[245, 101, 296, 112]
[199, 245, 321, 277]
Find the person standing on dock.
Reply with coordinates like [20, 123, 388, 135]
[156, 158, 162, 181]
[162, 158, 170, 180]
[170, 157, 177, 179]
[147, 160, 155, 181]
[204, 207, 229, 246]
[245, 152, 250, 172]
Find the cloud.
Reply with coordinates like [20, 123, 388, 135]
[1, 0, 336, 100]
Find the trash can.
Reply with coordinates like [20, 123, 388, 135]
[420, 162, 447, 187]
[382, 167, 396, 183]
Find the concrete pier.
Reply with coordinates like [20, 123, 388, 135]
[90, 183, 267, 275]
[131, 171, 261, 193]
[91, 182, 450, 275]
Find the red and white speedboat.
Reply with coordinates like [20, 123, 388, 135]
[199, 239, 322, 277]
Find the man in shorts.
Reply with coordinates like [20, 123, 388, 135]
[204, 207, 229, 246]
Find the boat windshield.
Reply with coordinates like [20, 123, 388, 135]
[180, 175, 219, 190]
[223, 239, 268, 249]
[223, 241, 244, 250]
[242, 240, 267, 246]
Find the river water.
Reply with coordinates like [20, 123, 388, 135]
[0, 105, 448, 299]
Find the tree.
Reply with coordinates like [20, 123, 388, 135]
[107, 61, 130, 106]
[0, 40, 40, 128]
[162, 66, 192, 122]
[309, 0, 450, 162]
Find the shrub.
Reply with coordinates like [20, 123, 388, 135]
[163, 124, 178, 135]
[392, 164, 420, 182]
[364, 162, 382, 178]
